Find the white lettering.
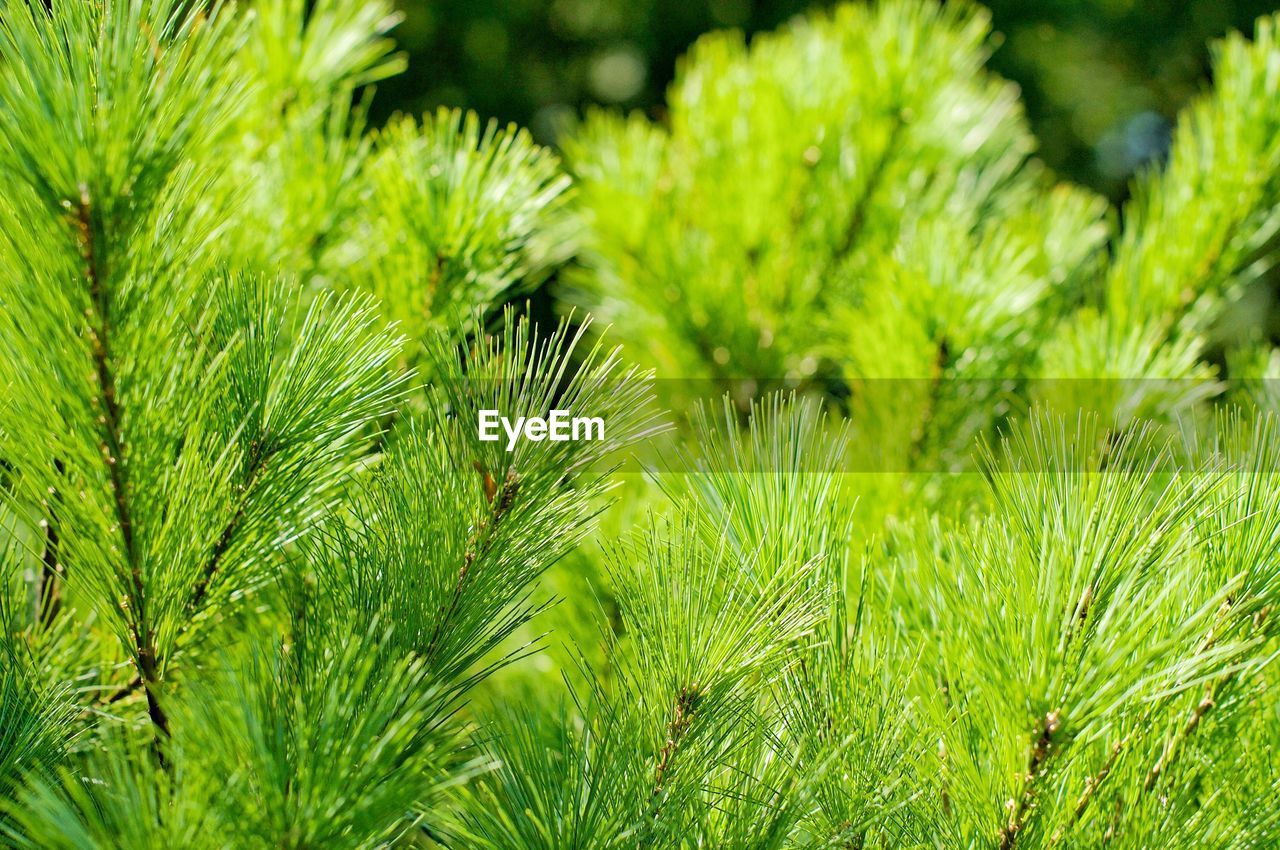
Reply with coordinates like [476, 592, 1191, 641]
[478, 410, 501, 442]
[502, 416, 525, 452]
[574, 416, 604, 441]
[477, 410, 606, 451]
[549, 409, 570, 441]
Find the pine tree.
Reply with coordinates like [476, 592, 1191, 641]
[1, 1, 1279, 849]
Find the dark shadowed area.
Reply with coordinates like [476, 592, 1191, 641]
[375, 0, 1279, 201]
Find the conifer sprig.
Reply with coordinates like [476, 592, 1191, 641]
[3, 0, 1280, 847]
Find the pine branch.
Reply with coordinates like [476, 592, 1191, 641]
[906, 335, 949, 468]
[76, 188, 129, 556]
[650, 682, 703, 818]
[103, 676, 143, 706]
[187, 439, 275, 614]
[1049, 735, 1127, 846]
[1142, 600, 1259, 794]
[187, 508, 243, 614]
[74, 186, 167, 742]
[834, 110, 906, 263]
[36, 459, 65, 628]
[424, 464, 519, 659]
[1143, 689, 1216, 793]
[998, 709, 1061, 850]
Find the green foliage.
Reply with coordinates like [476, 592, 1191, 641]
[0, 544, 78, 804]
[567, 0, 1280, 457]
[1040, 14, 1280, 413]
[566, 0, 1112, 465]
[455, 402, 1280, 849]
[2, 1, 1280, 849]
[0, 0, 634, 843]
[344, 111, 575, 346]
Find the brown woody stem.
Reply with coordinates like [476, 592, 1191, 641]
[998, 709, 1061, 850]
[651, 683, 703, 818]
[75, 187, 168, 744]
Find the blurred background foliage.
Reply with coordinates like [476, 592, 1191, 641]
[372, 0, 1279, 202]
